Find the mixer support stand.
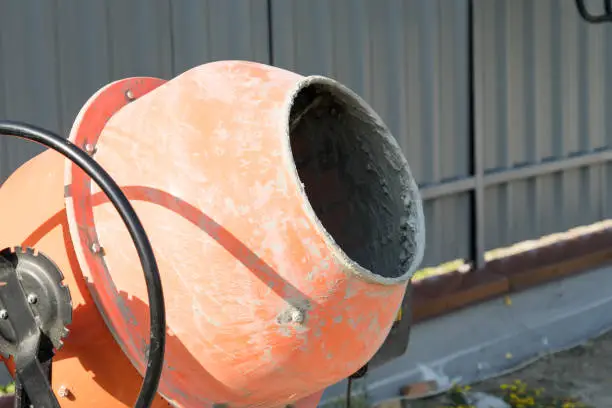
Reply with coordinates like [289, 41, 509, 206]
[0, 253, 62, 408]
[13, 336, 57, 408]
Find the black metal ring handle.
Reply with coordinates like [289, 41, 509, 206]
[0, 121, 166, 408]
[575, 0, 612, 23]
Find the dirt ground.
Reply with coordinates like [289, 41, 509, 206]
[408, 329, 612, 408]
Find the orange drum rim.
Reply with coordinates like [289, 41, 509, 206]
[63, 77, 167, 376]
[280, 75, 426, 285]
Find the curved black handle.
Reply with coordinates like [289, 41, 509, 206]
[0, 121, 166, 408]
[576, 0, 612, 23]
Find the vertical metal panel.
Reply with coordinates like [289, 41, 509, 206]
[171, 0, 270, 74]
[3, 0, 611, 271]
[0, 0, 174, 183]
[0, 0, 64, 180]
[105, 0, 174, 80]
[0, 0, 271, 186]
[474, 0, 612, 251]
[56, 1, 114, 137]
[270, 0, 472, 267]
[470, 0, 487, 269]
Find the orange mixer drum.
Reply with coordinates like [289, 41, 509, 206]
[0, 60, 425, 407]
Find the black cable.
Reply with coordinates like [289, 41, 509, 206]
[346, 376, 353, 408]
[0, 121, 166, 408]
[346, 364, 368, 408]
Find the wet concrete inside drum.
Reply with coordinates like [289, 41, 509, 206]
[289, 82, 418, 279]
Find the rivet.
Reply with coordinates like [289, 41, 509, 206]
[290, 309, 305, 324]
[0, 310, 7, 320]
[84, 143, 96, 155]
[27, 294, 38, 305]
[58, 385, 70, 398]
[91, 243, 103, 254]
[125, 89, 135, 101]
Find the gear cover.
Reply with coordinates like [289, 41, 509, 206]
[0, 246, 72, 358]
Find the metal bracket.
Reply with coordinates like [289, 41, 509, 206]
[0, 248, 72, 408]
[576, 0, 612, 23]
[348, 364, 368, 380]
[13, 337, 57, 408]
[0, 255, 58, 407]
[365, 285, 412, 370]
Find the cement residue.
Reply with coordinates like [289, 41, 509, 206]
[288, 81, 423, 280]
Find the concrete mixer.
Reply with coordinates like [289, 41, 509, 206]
[0, 61, 425, 408]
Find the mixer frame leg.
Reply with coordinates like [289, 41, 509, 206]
[0, 251, 64, 408]
[13, 336, 57, 408]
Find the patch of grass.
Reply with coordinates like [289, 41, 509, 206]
[412, 219, 612, 282]
[442, 381, 591, 408]
[320, 394, 370, 408]
[0, 382, 14, 396]
[413, 259, 466, 281]
[320, 379, 369, 408]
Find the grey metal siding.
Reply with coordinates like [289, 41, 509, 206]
[171, 0, 270, 73]
[0, 0, 271, 182]
[474, 0, 612, 251]
[1, 0, 612, 271]
[0, 1, 65, 178]
[270, 0, 472, 268]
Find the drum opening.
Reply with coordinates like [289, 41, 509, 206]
[288, 79, 424, 282]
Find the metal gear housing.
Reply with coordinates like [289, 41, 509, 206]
[0, 246, 72, 358]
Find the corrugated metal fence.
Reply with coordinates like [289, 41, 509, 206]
[1, 0, 611, 271]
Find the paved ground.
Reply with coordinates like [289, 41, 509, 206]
[406, 329, 612, 407]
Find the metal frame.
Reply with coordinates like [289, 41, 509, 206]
[415, 0, 612, 270]
[420, 149, 612, 200]
[419, 148, 612, 267]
